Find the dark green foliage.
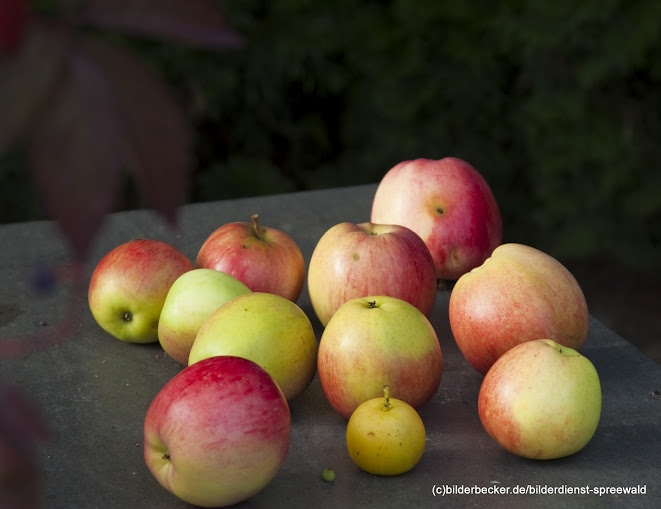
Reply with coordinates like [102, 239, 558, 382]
[3, 0, 661, 272]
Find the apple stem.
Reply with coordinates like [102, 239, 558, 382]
[251, 214, 263, 239]
[382, 385, 392, 411]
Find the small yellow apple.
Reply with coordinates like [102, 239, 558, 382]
[346, 385, 426, 476]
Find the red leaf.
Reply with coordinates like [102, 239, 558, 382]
[27, 47, 124, 260]
[0, 21, 70, 153]
[81, 36, 193, 226]
[0, 0, 29, 55]
[80, 0, 243, 49]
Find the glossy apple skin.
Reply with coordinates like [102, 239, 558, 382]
[189, 292, 318, 401]
[195, 215, 306, 302]
[449, 243, 589, 375]
[478, 339, 601, 460]
[371, 157, 502, 281]
[317, 296, 443, 419]
[143, 356, 291, 507]
[157, 268, 252, 365]
[307, 222, 437, 327]
[88, 239, 193, 343]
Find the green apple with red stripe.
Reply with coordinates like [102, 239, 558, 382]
[317, 295, 443, 419]
[88, 239, 192, 343]
[478, 339, 601, 460]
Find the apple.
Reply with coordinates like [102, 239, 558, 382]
[157, 268, 252, 365]
[370, 157, 502, 282]
[88, 239, 193, 343]
[346, 385, 426, 476]
[317, 295, 443, 419]
[196, 214, 306, 302]
[144, 356, 291, 507]
[478, 339, 602, 460]
[449, 243, 589, 375]
[307, 222, 437, 327]
[188, 292, 318, 401]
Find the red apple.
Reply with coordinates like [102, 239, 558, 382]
[317, 296, 443, 419]
[88, 239, 193, 343]
[196, 214, 306, 302]
[449, 243, 589, 375]
[143, 356, 291, 507]
[478, 339, 601, 460]
[370, 157, 502, 281]
[307, 222, 437, 327]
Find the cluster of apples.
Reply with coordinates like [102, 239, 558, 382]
[87, 157, 602, 507]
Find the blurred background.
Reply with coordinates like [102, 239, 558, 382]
[1, 1, 659, 362]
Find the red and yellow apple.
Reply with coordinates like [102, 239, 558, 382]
[478, 339, 601, 460]
[188, 292, 318, 401]
[317, 295, 443, 419]
[196, 214, 306, 302]
[143, 356, 291, 507]
[370, 157, 502, 281]
[157, 268, 252, 365]
[307, 222, 437, 327]
[88, 239, 192, 343]
[449, 243, 589, 375]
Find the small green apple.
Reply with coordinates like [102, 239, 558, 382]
[158, 269, 252, 365]
[478, 339, 602, 460]
[88, 239, 193, 343]
[188, 292, 318, 401]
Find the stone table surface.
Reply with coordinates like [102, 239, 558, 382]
[1, 184, 660, 508]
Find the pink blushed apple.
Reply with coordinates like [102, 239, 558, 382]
[196, 214, 306, 302]
[478, 339, 601, 460]
[371, 157, 502, 281]
[307, 222, 437, 327]
[449, 243, 589, 375]
[143, 356, 291, 507]
[317, 296, 443, 419]
[88, 239, 193, 343]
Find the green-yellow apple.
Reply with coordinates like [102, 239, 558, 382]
[307, 222, 437, 327]
[196, 214, 306, 302]
[317, 296, 443, 419]
[478, 339, 601, 460]
[449, 243, 589, 375]
[88, 239, 192, 343]
[188, 292, 318, 401]
[157, 269, 252, 365]
[370, 157, 502, 282]
[144, 356, 291, 507]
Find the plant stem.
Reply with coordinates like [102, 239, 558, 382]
[382, 385, 391, 411]
[251, 214, 263, 239]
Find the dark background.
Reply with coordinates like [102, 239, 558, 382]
[1, 1, 660, 362]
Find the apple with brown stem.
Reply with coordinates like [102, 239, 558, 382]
[196, 214, 306, 302]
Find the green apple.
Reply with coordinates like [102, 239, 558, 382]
[158, 269, 252, 365]
[188, 292, 318, 401]
[88, 239, 193, 343]
[478, 339, 602, 460]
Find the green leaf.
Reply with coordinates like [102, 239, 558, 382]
[79, 0, 243, 49]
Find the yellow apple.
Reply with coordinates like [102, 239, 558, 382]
[188, 292, 318, 401]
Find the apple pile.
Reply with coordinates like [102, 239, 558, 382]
[85, 156, 603, 505]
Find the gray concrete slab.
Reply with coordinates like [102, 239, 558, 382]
[1, 184, 659, 508]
